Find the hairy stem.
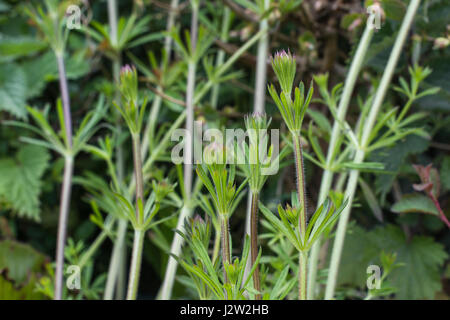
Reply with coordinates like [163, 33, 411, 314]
[299, 251, 307, 300]
[221, 215, 231, 288]
[292, 133, 307, 235]
[132, 134, 144, 216]
[307, 22, 374, 299]
[325, 0, 421, 299]
[126, 229, 145, 300]
[250, 191, 261, 299]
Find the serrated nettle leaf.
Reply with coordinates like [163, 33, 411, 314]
[0, 145, 49, 221]
[0, 63, 27, 118]
[339, 224, 448, 299]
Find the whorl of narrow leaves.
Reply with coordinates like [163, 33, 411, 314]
[268, 50, 314, 134]
[114, 64, 148, 135]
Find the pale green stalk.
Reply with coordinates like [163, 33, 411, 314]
[243, 1, 270, 296]
[325, 0, 421, 299]
[210, 7, 231, 108]
[142, 0, 179, 157]
[194, 28, 267, 105]
[306, 22, 374, 299]
[125, 134, 145, 299]
[54, 52, 73, 300]
[292, 131, 308, 300]
[159, 1, 199, 299]
[104, 0, 126, 300]
[126, 229, 145, 300]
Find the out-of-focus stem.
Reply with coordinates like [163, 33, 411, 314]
[104, 219, 127, 300]
[159, 2, 198, 300]
[125, 134, 145, 300]
[325, 0, 421, 299]
[307, 22, 374, 299]
[54, 156, 73, 300]
[126, 229, 145, 300]
[142, 0, 179, 157]
[54, 52, 73, 301]
[104, 0, 128, 300]
[210, 7, 231, 109]
[244, 1, 269, 292]
[253, 0, 270, 114]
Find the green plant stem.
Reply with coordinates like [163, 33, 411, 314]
[54, 52, 73, 300]
[193, 28, 267, 105]
[142, 0, 179, 157]
[250, 191, 261, 299]
[325, 0, 421, 300]
[292, 132, 307, 235]
[125, 133, 145, 300]
[158, 180, 202, 299]
[104, 0, 128, 300]
[299, 251, 307, 300]
[212, 225, 221, 265]
[104, 219, 127, 300]
[54, 155, 73, 300]
[210, 7, 231, 109]
[126, 229, 145, 300]
[292, 132, 308, 301]
[253, 0, 270, 114]
[221, 215, 231, 286]
[183, 2, 198, 199]
[243, 1, 269, 292]
[159, 2, 199, 300]
[132, 134, 144, 216]
[78, 227, 110, 270]
[159, 205, 191, 299]
[307, 22, 374, 299]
